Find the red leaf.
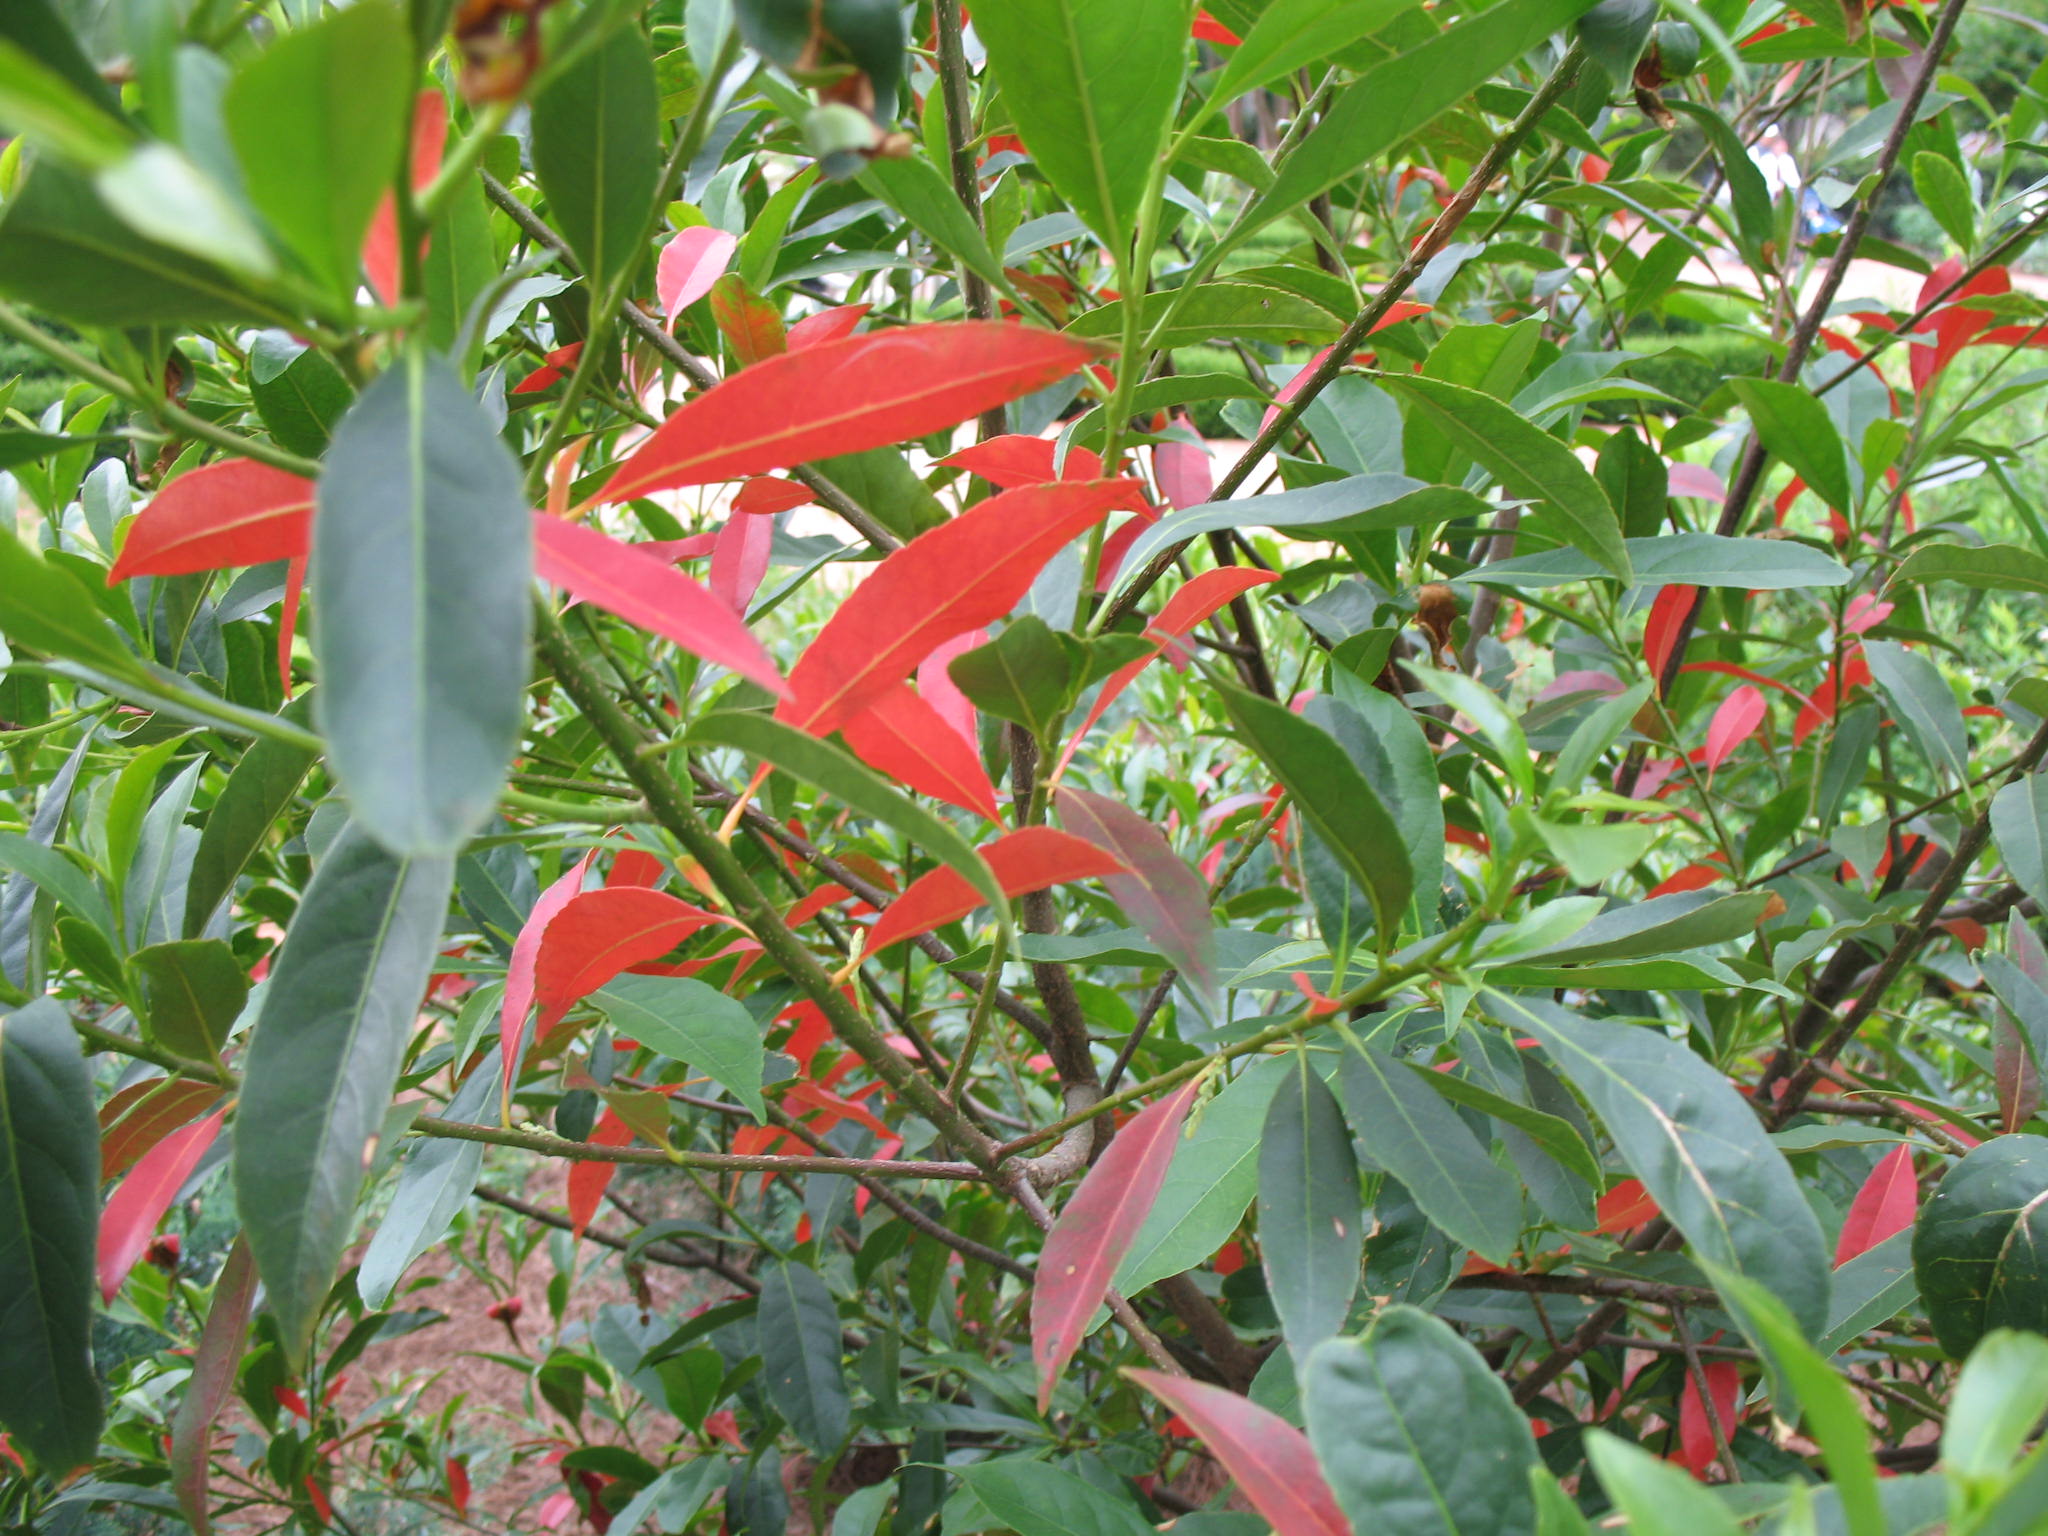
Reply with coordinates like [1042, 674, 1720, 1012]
[709, 274, 787, 367]
[108, 462, 315, 581]
[780, 478, 1133, 733]
[279, 555, 306, 700]
[501, 853, 596, 1109]
[1593, 1178, 1659, 1234]
[533, 887, 725, 1030]
[917, 629, 985, 749]
[1677, 1360, 1742, 1477]
[1835, 1143, 1918, 1266]
[1192, 11, 1243, 45]
[839, 681, 1001, 819]
[607, 849, 665, 888]
[1648, 861, 1726, 899]
[1643, 584, 1699, 680]
[1667, 462, 1727, 503]
[99, 1110, 224, 1302]
[940, 434, 1104, 487]
[708, 513, 773, 616]
[602, 322, 1102, 502]
[1032, 1080, 1200, 1411]
[1703, 685, 1766, 775]
[446, 1458, 471, 1516]
[1053, 786, 1215, 994]
[531, 512, 788, 696]
[170, 1236, 258, 1535]
[567, 1112, 635, 1238]
[786, 303, 871, 350]
[657, 226, 738, 322]
[363, 91, 449, 307]
[864, 826, 1128, 953]
[1126, 1371, 1347, 1536]
[100, 1078, 224, 1180]
[734, 476, 814, 516]
[1152, 426, 1213, 511]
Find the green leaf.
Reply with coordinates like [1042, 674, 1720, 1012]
[0, 526, 146, 678]
[1991, 775, 2048, 915]
[1947, 1329, 2048, 1489]
[531, 20, 662, 293]
[948, 616, 1076, 740]
[1911, 151, 1975, 251]
[1817, 1228, 1918, 1354]
[0, 0, 121, 112]
[221, 0, 409, 298]
[1864, 639, 1969, 787]
[946, 1457, 1156, 1536]
[1491, 993, 1833, 1337]
[250, 332, 353, 460]
[1068, 281, 1345, 349]
[1728, 378, 1855, 515]
[184, 707, 319, 939]
[233, 822, 455, 1367]
[1214, 681, 1412, 939]
[0, 158, 278, 327]
[594, 973, 766, 1121]
[0, 997, 101, 1471]
[0, 32, 130, 166]
[971, 0, 1190, 249]
[1667, 101, 1775, 268]
[1454, 532, 1850, 590]
[1510, 890, 1771, 965]
[357, 1063, 492, 1309]
[1312, 686, 1444, 911]
[1912, 1134, 2048, 1359]
[858, 153, 1010, 294]
[122, 757, 203, 951]
[1303, 1306, 1539, 1536]
[1407, 1064, 1603, 1187]
[312, 350, 532, 857]
[0, 832, 114, 942]
[1243, 0, 1600, 245]
[1209, 0, 1426, 107]
[1575, 0, 1656, 86]
[1383, 375, 1629, 580]
[1705, 1264, 1884, 1536]
[1583, 1431, 1744, 1536]
[132, 939, 246, 1064]
[1892, 542, 2048, 597]
[1258, 1053, 1363, 1360]
[1335, 1038, 1522, 1265]
[757, 1259, 849, 1453]
[691, 710, 1005, 916]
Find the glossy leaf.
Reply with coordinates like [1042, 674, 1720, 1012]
[708, 510, 774, 615]
[132, 940, 246, 1064]
[1126, 1369, 1348, 1536]
[945, 616, 1080, 742]
[0, 998, 101, 1470]
[864, 826, 1127, 954]
[595, 974, 766, 1120]
[782, 479, 1133, 733]
[362, 91, 449, 309]
[533, 513, 787, 696]
[1466, 534, 1853, 590]
[169, 1236, 256, 1536]
[838, 680, 1000, 819]
[1836, 1145, 1918, 1267]
[603, 323, 1100, 502]
[1259, 1054, 1363, 1360]
[941, 434, 1104, 488]
[1893, 541, 2048, 598]
[1209, 0, 1424, 107]
[658, 225, 739, 319]
[1303, 1306, 1540, 1536]
[1054, 786, 1216, 997]
[758, 1259, 850, 1453]
[313, 352, 531, 856]
[1493, 992, 1832, 1337]
[232, 822, 454, 1366]
[1913, 1134, 2048, 1358]
[710, 274, 788, 365]
[1703, 685, 1766, 774]
[1033, 1079, 1199, 1411]
[0, 528, 146, 678]
[97, 1107, 222, 1302]
[565, 1109, 634, 1238]
[107, 462, 314, 582]
[532, 886, 724, 1032]
[1730, 377, 1854, 513]
[530, 20, 661, 292]
[1864, 639, 1969, 787]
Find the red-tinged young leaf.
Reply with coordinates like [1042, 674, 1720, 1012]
[98, 1109, 224, 1302]
[1677, 1360, 1742, 1478]
[567, 1111, 634, 1238]
[709, 513, 773, 616]
[278, 554, 306, 699]
[108, 462, 314, 582]
[1835, 1143, 1918, 1266]
[785, 303, 870, 350]
[784, 883, 854, 928]
[709, 274, 786, 367]
[607, 849, 665, 889]
[170, 1236, 257, 1536]
[1644, 584, 1699, 681]
[839, 681, 1002, 820]
[1126, 1370, 1348, 1536]
[1033, 1080, 1201, 1411]
[781, 479, 1134, 733]
[512, 342, 582, 394]
[502, 853, 596, 1111]
[532, 887, 725, 1031]
[1648, 862, 1727, 899]
[363, 91, 449, 307]
[657, 226, 738, 321]
[446, 1458, 471, 1516]
[99, 1078, 224, 1180]
[940, 434, 1104, 487]
[1594, 1178, 1659, 1234]
[1192, 11, 1243, 45]
[864, 826, 1129, 953]
[1053, 785, 1216, 996]
[1704, 684, 1766, 775]
[1153, 427, 1213, 512]
[602, 322, 1103, 502]
[531, 512, 788, 696]
[734, 476, 814, 516]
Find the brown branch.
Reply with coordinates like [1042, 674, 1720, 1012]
[415, 1114, 986, 1180]
[472, 1182, 760, 1292]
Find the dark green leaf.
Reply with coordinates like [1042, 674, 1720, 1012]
[1303, 1305, 1539, 1536]
[531, 21, 662, 292]
[233, 822, 455, 1366]
[0, 526, 146, 678]
[1913, 1134, 2048, 1358]
[1817, 1231, 1918, 1354]
[1575, 0, 1655, 86]
[1067, 282, 1344, 349]
[1509, 890, 1771, 965]
[357, 1064, 492, 1309]
[1406, 1063, 1602, 1187]
[1454, 532, 1847, 590]
[0, 833, 114, 942]
[1729, 377, 1854, 515]
[250, 332, 352, 459]
[1259, 1054, 1362, 1360]
[1491, 992, 1832, 1337]
[1864, 639, 1969, 787]
[858, 153, 1009, 292]
[594, 973, 766, 1120]
[312, 350, 532, 856]
[1210, 0, 1426, 106]
[1892, 542, 2048, 597]
[183, 706, 318, 939]
[948, 616, 1076, 740]
[0, 997, 101, 1471]
[1667, 101, 1775, 267]
[758, 1260, 850, 1453]
[132, 939, 246, 1064]
[1992, 775, 2048, 915]
[946, 1457, 1157, 1536]
[221, 1, 407, 298]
